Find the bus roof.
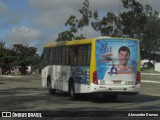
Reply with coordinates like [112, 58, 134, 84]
[96, 36, 139, 41]
[44, 38, 93, 48]
[44, 37, 139, 48]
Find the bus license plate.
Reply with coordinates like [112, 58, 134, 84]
[125, 81, 134, 85]
[113, 80, 121, 84]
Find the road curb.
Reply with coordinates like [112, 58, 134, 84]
[141, 80, 160, 83]
[0, 75, 24, 78]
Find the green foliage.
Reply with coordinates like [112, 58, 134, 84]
[0, 43, 41, 75]
[120, 0, 147, 38]
[92, 12, 119, 36]
[56, 30, 75, 42]
[141, 5, 160, 61]
[56, 0, 97, 42]
[141, 66, 154, 72]
[78, 0, 92, 27]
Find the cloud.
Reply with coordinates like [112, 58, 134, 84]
[0, 1, 9, 17]
[85, 26, 101, 38]
[139, 0, 160, 10]
[28, 0, 82, 28]
[89, 0, 120, 12]
[5, 26, 42, 46]
[28, 0, 111, 40]
[28, 0, 82, 10]
[28, 0, 120, 12]
[33, 8, 79, 28]
[28, 0, 122, 32]
[75, 26, 100, 38]
[0, 1, 21, 29]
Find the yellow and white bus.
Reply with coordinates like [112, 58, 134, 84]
[41, 37, 140, 100]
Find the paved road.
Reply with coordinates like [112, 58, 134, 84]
[0, 74, 160, 119]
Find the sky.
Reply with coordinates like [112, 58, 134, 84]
[0, 0, 160, 55]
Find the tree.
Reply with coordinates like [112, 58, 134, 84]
[92, 12, 120, 36]
[142, 5, 160, 61]
[0, 42, 18, 74]
[91, 0, 147, 37]
[56, 0, 97, 42]
[119, 0, 147, 38]
[0, 42, 5, 66]
[11, 44, 38, 74]
[56, 30, 75, 42]
[0, 42, 41, 75]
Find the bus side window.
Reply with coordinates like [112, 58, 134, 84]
[73, 46, 78, 65]
[87, 45, 91, 65]
[49, 48, 54, 65]
[66, 47, 70, 65]
[42, 49, 46, 67]
[44, 48, 50, 66]
[62, 47, 66, 65]
[70, 47, 74, 66]
[55, 48, 58, 65]
[53, 48, 55, 64]
[70, 46, 78, 66]
[58, 47, 62, 65]
[78, 46, 83, 66]
[83, 45, 88, 66]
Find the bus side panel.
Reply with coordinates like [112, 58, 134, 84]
[42, 66, 51, 87]
[42, 65, 71, 91]
[74, 83, 91, 93]
[70, 66, 91, 93]
[51, 65, 71, 91]
[61, 66, 71, 91]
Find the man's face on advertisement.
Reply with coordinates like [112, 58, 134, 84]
[119, 51, 130, 66]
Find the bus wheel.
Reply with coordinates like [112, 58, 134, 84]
[47, 80, 56, 95]
[69, 81, 77, 100]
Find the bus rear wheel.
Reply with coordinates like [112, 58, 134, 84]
[47, 80, 56, 95]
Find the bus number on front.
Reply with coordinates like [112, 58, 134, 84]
[125, 81, 134, 85]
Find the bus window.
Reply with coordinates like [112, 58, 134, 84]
[62, 47, 66, 65]
[74, 46, 78, 65]
[83, 45, 88, 65]
[55, 48, 58, 65]
[87, 45, 91, 65]
[58, 47, 62, 65]
[49, 48, 54, 65]
[43, 48, 50, 67]
[70, 46, 78, 66]
[78, 46, 83, 65]
[41, 49, 45, 67]
[70, 47, 74, 65]
[66, 47, 70, 65]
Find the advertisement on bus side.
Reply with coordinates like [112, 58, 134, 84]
[96, 39, 138, 82]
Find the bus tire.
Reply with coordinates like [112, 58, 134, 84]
[69, 80, 77, 100]
[47, 77, 56, 95]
